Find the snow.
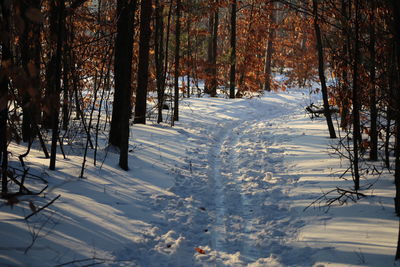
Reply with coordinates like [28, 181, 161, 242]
[0, 89, 399, 266]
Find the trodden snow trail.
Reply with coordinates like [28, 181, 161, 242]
[203, 93, 310, 266]
[118, 91, 316, 266]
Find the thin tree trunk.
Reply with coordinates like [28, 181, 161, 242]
[134, 0, 152, 124]
[312, 0, 337, 139]
[263, 4, 275, 92]
[369, 1, 378, 161]
[352, 0, 361, 191]
[49, 0, 65, 171]
[339, 0, 350, 129]
[0, 1, 11, 195]
[210, 6, 219, 97]
[389, 0, 400, 220]
[186, 10, 192, 98]
[173, 0, 181, 123]
[155, 0, 165, 123]
[229, 0, 237, 99]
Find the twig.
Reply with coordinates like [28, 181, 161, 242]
[54, 257, 132, 267]
[25, 194, 61, 220]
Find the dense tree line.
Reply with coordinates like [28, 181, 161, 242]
[1, 0, 400, 258]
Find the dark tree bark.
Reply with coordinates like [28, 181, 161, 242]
[352, 0, 361, 191]
[20, 0, 42, 143]
[263, 4, 275, 92]
[339, 0, 350, 130]
[109, 0, 136, 170]
[186, 10, 192, 98]
[390, 1, 400, 260]
[155, 0, 165, 123]
[229, 0, 237, 99]
[369, 1, 378, 161]
[134, 0, 152, 124]
[205, 9, 213, 95]
[312, 0, 337, 139]
[210, 6, 219, 97]
[238, 1, 255, 95]
[172, 0, 181, 123]
[0, 1, 12, 195]
[389, 0, 400, 220]
[205, 2, 218, 97]
[49, 0, 65, 171]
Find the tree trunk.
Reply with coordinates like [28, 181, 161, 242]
[49, 0, 65, 170]
[210, 6, 219, 97]
[312, 0, 337, 139]
[339, 0, 350, 130]
[229, 0, 237, 99]
[173, 0, 181, 123]
[20, 0, 41, 142]
[155, 0, 165, 123]
[369, 1, 378, 161]
[110, 0, 136, 170]
[352, 0, 361, 191]
[263, 4, 275, 92]
[134, 0, 152, 124]
[0, 1, 12, 195]
[389, 0, 400, 260]
[390, 0, 400, 219]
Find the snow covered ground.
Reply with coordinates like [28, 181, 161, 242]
[0, 90, 398, 266]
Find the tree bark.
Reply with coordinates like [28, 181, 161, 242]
[110, 0, 136, 170]
[20, 0, 41, 143]
[172, 0, 181, 123]
[369, 1, 378, 161]
[263, 3, 275, 92]
[49, 0, 65, 170]
[210, 6, 219, 97]
[134, 0, 152, 124]
[352, 0, 361, 191]
[0, 1, 12, 195]
[155, 0, 165, 123]
[229, 0, 237, 99]
[312, 0, 337, 139]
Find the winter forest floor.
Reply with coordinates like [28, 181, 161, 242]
[0, 89, 399, 266]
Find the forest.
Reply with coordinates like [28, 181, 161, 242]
[1, 0, 400, 266]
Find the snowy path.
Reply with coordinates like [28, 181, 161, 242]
[123, 92, 315, 266]
[205, 104, 305, 265]
[119, 93, 314, 266]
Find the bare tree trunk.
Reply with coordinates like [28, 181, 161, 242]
[155, 0, 165, 123]
[339, 0, 350, 129]
[0, 1, 12, 195]
[110, 0, 136, 170]
[369, 0, 378, 161]
[20, 0, 41, 143]
[173, 0, 181, 123]
[352, 0, 361, 191]
[210, 6, 219, 97]
[229, 0, 237, 99]
[312, 0, 337, 139]
[49, 0, 65, 171]
[186, 10, 192, 98]
[134, 0, 152, 125]
[263, 3, 275, 92]
[389, 1, 400, 260]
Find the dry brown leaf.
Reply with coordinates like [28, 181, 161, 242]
[195, 247, 206, 254]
